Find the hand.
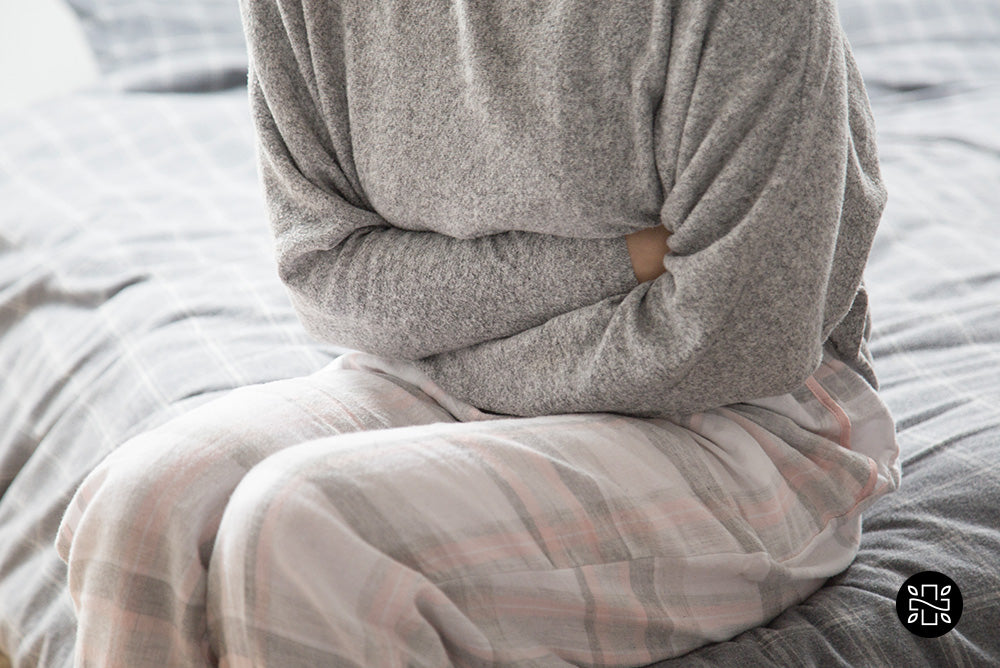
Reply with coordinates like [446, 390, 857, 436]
[625, 225, 671, 283]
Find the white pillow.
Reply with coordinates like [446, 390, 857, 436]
[0, 0, 99, 111]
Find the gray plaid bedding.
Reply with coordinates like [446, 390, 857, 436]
[2, 1, 999, 665]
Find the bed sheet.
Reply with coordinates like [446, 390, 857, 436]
[2, 9, 1000, 668]
[0, 89, 346, 667]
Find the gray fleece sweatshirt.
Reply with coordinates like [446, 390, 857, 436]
[239, 0, 887, 419]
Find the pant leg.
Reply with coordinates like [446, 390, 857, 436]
[206, 350, 898, 668]
[55, 359, 457, 668]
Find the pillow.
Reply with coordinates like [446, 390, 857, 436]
[0, 0, 99, 110]
[63, 0, 247, 92]
[837, 0, 1000, 91]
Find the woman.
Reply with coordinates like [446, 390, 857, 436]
[57, 0, 900, 665]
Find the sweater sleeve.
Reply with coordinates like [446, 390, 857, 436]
[410, 0, 888, 418]
[240, 0, 639, 361]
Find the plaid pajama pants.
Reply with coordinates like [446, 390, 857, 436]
[56, 344, 899, 667]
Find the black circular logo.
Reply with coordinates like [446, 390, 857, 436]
[896, 571, 962, 638]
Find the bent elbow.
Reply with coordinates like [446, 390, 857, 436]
[765, 330, 826, 397]
[284, 282, 418, 360]
[725, 316, 826, 406]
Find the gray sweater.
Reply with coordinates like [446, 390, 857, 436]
[239, 0, 887, 419]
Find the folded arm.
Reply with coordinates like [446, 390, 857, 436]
[411, 0, 887, 418]
[241, 0, 639, 360]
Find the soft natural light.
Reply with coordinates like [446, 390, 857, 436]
[0, 0, 99, 111]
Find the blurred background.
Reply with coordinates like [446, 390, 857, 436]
[1, 2, 1000, 668]
[0, 0, 99, 111]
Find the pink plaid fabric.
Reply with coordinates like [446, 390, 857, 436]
[56, 344, 899, 667]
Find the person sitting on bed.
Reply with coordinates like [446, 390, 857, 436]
[56, 0, 901, 666]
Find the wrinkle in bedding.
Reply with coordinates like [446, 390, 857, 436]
[2, 1, 1000, 665]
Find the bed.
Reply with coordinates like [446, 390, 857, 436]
[1, 0, 998, 666]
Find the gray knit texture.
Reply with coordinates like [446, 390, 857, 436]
[239, 0, 886, 418]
